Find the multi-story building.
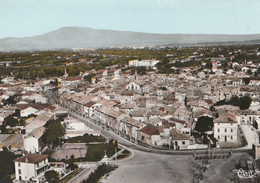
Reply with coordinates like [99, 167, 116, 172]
[14, 154, 49, 182]
[214, 110, 238, 143]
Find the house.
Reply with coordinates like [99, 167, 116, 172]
[16, 104, 56, 117]
[22, 94, 48, 104]
[14, 154, 50, 182]
[168, 118, 186, 130]
[84, 101, 101, 117]
[139, 124, 160, 146]
[98, 69, 108, 77]
[20, 106, 39, 117]
[213, 109, 238, 143]
[130, 109, 147, 122]
[171, 129, 190, 150]
[240, 110, 260, 125]
[126, 80, 147, 93]
[23, 127, 45, 153]
[60, 76, 83, 87]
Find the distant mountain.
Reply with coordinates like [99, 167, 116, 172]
[1, 26, 260, 51]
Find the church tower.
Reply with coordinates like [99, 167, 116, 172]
[64, 65, 68, 78]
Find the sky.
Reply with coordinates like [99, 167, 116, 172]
[0, 0, 260, 39]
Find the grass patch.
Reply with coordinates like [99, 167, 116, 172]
[64, 142, 120, 163]
[84, 143, 120, 162]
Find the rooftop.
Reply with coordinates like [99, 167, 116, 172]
[14, 154, 48, 164]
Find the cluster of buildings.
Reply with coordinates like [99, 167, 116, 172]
[0, 47, 260, 182]
[58, 57, 260, 150]
[0, 80, 93, 182]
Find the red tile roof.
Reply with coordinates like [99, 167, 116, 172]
[14, 154, 48, 164]
[169, 118, 186, 124]
[84, 101, 96, 108]
[140, 124, 160, 136]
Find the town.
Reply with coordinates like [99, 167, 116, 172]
[1, 45, 260, 182]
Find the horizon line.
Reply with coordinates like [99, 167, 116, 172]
[1, 26, 260, 40]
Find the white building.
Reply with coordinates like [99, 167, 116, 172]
[171, 129, 190, 150]
[23, 127, 45, 153]
[213, 110, 238, 143]
[22, 94, 48, 104]
[20, 106, 39, 117]
[128, 59, 160, 68]
[14, 154, 49, 182]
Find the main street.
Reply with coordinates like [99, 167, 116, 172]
[69, 113, 196, 183]
[62, 110, 251, 183]
[70, 112, 249, 155]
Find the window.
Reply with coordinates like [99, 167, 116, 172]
[218, 135, 220, 140]
[218, 129, 220, 132]
[225, 128, 227, 132]
[182, 141, 185, 145]
[19, 169, 22, 174]
[231, 136, 233, 140]
[18, 163, 21, 167]
[231, 129, 233, 133]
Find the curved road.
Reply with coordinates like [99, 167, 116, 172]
[70, 112, 250, 155]
[69, 112, 251, 183]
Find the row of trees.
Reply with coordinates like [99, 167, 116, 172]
[215, 95, 252, 110]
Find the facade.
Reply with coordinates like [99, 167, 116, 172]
[20, 107, 39, 117]
[171, 129, 190, 150]
[14, 154, 49, 182]
[139, 124, 160, 146]
[23, 127, 45, 153]
[213, 111, 238, 143]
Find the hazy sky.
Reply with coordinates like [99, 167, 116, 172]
[1, 0, 260, 38]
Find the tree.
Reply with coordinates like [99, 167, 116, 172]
[3, 116, 19, 127]
[44, 170, 59, 183]
[243, 78, 250, 85]
[114, 140, 118, 148]
[0, 125, 7, 133]
[239, 96, 252, 110]
[229, 96, 240, 106]
[43, 120, 64, 147]
[4, 96, 16, 105]
[68, 162, 78, 170]
[0, 148, 16, 182]
[84, 73, 96, 82]
[205, 62, 212, 69]
[194, 116, 213, 134]
[215, 95, 252, 110]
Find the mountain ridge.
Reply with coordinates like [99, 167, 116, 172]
[1, 26, 260, 52]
